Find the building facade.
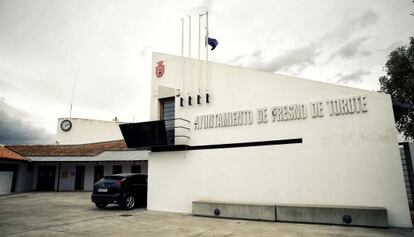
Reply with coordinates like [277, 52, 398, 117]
[2, 140, 148, 192]
[1, 52, 412, 228]
[56, 118, 124, 145]
[119, 52, 412, 227]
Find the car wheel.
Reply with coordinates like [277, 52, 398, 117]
[95, 203, 107, 209]
[123, 195, 135, 210]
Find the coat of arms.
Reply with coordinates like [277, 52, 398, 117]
[155, 61, 165, 78]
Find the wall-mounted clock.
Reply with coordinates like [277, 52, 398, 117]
[60, 119, 72, 131]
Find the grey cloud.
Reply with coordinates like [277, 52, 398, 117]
[336, 69, 370, 84]
[350, 10, 379, 28]
[229, 10, 379, 74]
[229, 42, 321, 74]
[334, 37, 371, 59]
[186, 0, 214, 13]
[322, 10, 379, 43]
[197, 0, 214, 12]
[258, 44, 320, 73]
[380, 40, 403, 53]
[0, 77, 19, 91]
[0, 98, 52, 145]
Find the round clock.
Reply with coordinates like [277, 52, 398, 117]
[60, 119, 72, 131]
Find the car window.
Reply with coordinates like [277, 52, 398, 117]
[104, 176, 125, 180]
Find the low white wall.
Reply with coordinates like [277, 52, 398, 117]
[0, 171, 13, 194]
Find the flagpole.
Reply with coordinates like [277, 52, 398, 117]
[188, 15, 191, 58]
[181, 18, 185, 100]
[205, 11, 209, 62]
[181, 18, 184, 57]
[205, 11, 209, 95]
[198, 14, 202, 94]
[198, 15, 201, 60]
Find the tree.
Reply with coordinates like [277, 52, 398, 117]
[379, 37, 414, 139]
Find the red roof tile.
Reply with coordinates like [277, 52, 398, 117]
[6, 140, 127, 157]
[0, 146, 27, 161]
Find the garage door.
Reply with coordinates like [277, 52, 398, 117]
[0, 171, 13, 194]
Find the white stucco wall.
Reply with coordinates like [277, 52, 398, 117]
[147, 52, 412, 227]
[33, 161, 148, 191]
[84, 164, 95, 191]
[59, 164, 76, 191]
[15, 163, 34, 192]
[409, 142, 414, 172]
[55, 118, 124, 145]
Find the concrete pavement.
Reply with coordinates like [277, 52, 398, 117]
[0, 192, 413, 236]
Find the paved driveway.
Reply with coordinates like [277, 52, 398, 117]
[0, 192, 413, 237]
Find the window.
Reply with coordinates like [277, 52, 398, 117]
[112, 165, 122, 174]
[131, 175, 147, 184]
[131, 165, 141, 173]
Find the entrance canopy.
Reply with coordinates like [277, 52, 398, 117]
[27, 150, 148, 162]
[5, 140, 148, 162]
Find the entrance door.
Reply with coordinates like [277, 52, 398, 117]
[37, 165, 56, 191]
[75, 166, 85, 190]
[159, 97, 175, 145]
[94, 165, 104, 183]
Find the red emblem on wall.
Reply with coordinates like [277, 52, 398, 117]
[155, 61, 165, 78]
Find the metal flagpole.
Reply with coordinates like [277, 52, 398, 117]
[205, 12, 209, 95]
[188, 15, 191, 58]
[205, 12, 209, 62]
[181, 18, 184, 57]
[198, 14, 202, 94]
[198, 15, 201, 60]
[187, 15, 192, 98]
[181, 18, 185, 101]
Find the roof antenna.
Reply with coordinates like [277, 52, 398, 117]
[69, 69, 80, 119]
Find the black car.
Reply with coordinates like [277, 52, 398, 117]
[91, 173, 147, 210]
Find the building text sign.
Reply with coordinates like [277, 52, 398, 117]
[193, 95, 368, 130]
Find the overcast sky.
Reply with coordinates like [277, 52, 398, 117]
[0, 0, 413, 144]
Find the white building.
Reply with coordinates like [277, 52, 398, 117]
[1, 119, 148, 194]
[4, 140, 148, 192]
[116, 52, 412, 227]
[1, 51, 412, 228]
[56, 118, 124, 145]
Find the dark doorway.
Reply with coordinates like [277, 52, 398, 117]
[159, 97, 175, 145]
[75, 166, 85, 190]
[94, 165, 104, 182]
[37, 165, 56, 191]
[131, 165, 141, 173]
[113, 165, 122, 174]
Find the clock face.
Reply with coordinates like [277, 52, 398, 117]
[60, 120, 72, 131]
